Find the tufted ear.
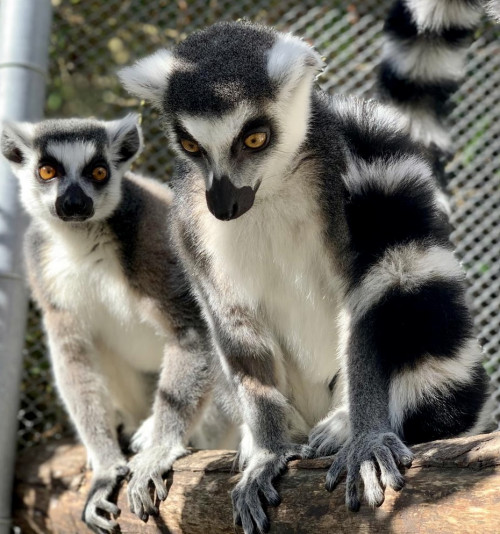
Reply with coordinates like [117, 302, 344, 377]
[0, 121, 35, 166]
[266, 33, 324, 97]
[118, 49, 174, 109]
[105, 113, 143, 166]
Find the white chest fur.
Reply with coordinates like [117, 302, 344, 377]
[199, 181, 343, 427]
[41, 225, 166, 373]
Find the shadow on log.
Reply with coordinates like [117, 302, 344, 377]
[13, 431, 500, 533]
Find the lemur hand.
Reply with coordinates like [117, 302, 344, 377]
[82, 461, 129, 534]
[325, 431, 413, 511]
[232, 443, 313, 534]
[127, 444, 189, 522]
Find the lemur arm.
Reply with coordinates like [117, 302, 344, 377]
[43, 307, 128, 532]
[44, 308, 124, 470]
[191, 276, 310, 534]
[127, 332, 215, 521]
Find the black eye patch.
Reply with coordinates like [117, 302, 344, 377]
[231, 116, 275, 155]
[174, 123, 206, 158]
[36, 155, 65, 181]
[82, 157, 110, 186]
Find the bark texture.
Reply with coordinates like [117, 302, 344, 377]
[13, 431, 500, 533]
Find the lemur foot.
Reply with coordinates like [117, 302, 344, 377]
[325, 431, 413, 511]
[129, 416, 154, 453]
[127, 444, 189, 522]
[82, 462, 129, 534]
[232, 443, 313, 534]
[308, 407, 350, 457]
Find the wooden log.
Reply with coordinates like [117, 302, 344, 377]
[13, 431, 500, 533]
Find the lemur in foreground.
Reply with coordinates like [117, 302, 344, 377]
[120, 21, 493, 533]
[0, 115, 235, 533]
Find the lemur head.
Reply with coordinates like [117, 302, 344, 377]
[0, 115, 142, 225]
[119, 21, 323, 220]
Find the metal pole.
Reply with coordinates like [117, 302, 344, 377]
[0, 1, 52, 532]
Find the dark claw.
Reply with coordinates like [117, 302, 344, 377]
[347, 498, 361, 513]
[393, 478, 405, 492]
[401, 455, 413, 468]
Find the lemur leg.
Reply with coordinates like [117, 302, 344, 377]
[44, 310, 127, 534]
[127, 333, 213, 522]
[197, 288, 311, 534]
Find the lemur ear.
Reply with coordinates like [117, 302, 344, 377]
[0, 121, 34, 166]
[106, 114, 143, 166]
[267, 33, 324, 96]
[118, 49, 174, 109]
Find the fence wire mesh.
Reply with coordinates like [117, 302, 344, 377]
[17, 0, 500, 449]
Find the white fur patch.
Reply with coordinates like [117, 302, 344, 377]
[348, 244, 465, 319]
[403, 105, 452, 150]
[266, 32, 324, 90]
[383, 37, 465, 81]
[333, 97, 410, 138]
[343, 154, 435, 196]
[47, 141, 96, 178]
[41, 216, 167, 375]
[405, 0, 482, 30]
[389, 338, 484, 432]
[118, 49, 174, 107]
[197, 161, 343, 427]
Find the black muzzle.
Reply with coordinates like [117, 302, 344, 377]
[205, 175, 257, 221]
[55, 184, 94, 221]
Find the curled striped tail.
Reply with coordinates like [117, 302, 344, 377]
[377, 0, 484, 155]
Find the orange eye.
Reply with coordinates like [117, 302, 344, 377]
[92, 166, 108, 181]
[180, 139, 200, 154]
[38, 165, 56, 180]
[244, 132, 267, 149]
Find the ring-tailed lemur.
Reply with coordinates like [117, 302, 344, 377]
[0, 115, 235, 533]
[120, 21, 492, 533]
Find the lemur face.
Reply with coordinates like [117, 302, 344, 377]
[174, 104, 280, 220]
[0, 115, 142, 225]
[119, 21, 324, 221]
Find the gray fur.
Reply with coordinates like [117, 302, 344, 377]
[1, 116, 234, 533]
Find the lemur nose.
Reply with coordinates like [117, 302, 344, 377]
[205, 175, 256, 221]
[56, 184, 94, 220]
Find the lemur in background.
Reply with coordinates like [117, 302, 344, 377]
[0, 116, 235, 533]
[120, 20, 492, 534]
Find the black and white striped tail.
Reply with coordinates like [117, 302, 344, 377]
[377, 0, 483, 157]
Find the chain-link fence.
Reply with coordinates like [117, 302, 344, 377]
[17, 0, 500, 449]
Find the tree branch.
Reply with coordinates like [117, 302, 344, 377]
[13, 431, 500, 533]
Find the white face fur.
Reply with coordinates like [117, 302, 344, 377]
[0, 115, 142, 227]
